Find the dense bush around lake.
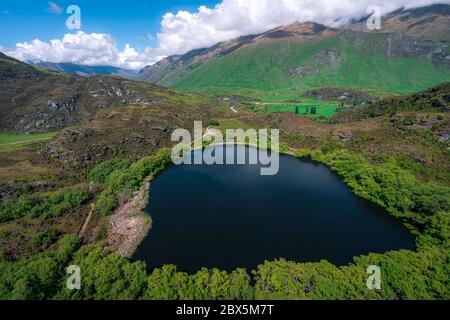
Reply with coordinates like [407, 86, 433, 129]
[88, 158, 132, 184]
[254, 246, 449, 300]
[0, 235, 448, 300]
[93, 148, 172, 216]
[295, 149, 450, 244]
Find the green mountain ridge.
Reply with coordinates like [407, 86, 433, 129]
[171, 31, 450, 97]
[136, 5, 450, 99]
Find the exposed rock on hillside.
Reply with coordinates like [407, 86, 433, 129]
[104, 182, 152, 258]
[348, 4, 450, 42]
[0, 53, 189, 134]
[304, 88, 379, 105]
[285, 49, 345, 79]
[42, 98, 213, 168]
[330, 82, 450, 123]
[135, 22, 337, 85]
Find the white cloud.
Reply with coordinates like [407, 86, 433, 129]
[1, 0, 448, 69]
[0, 32, 163, 70]
[47, 1, 63, 15]
[156, 0, 450, 55]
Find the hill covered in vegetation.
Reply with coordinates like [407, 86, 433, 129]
[0, 53, 208, 134]
[136, 13, 450, 99]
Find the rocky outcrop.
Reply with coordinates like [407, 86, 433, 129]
[0, 53, 177, 134]
[285, 49, 344, 79]
[339, 30, 449, 69]
[0, 180, 53, 202]
[103, 181, 152, 258]
[40, 93, 213, 168]
[304, 88, 379, 106]
[347, 4, 450, 42]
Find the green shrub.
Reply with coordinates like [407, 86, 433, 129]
[0, 194, 43, 222]
[88, 158, 132, 184]
[57, 246, 148, 300]
[0, 235, 80, 300]
[208, 119, 220, 126]
[309, 149, 450, 217]
[32, 229, 60, 248]
[95, 189, 120, 216]
[94, 148, 172, 216]
[0, 187, 91, 223]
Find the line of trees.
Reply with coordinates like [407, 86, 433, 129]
[294, 106, 317, 115]
[0, 233, 448, 300]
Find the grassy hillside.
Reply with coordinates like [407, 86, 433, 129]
[0, 132, 59, 153]
[265, 104, 338, 117]
[170, 35, 450, 98]
[0, 132, 58, 144]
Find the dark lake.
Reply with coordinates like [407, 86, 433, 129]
[134, 145, 415, 273]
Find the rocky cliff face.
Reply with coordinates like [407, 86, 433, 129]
[339, 30, 449, 69]
[348, 4, 450, 42]
[41, 98, 214, 168]
[0, 53, 185, 134]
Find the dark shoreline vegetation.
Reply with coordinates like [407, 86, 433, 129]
[0, 143, 448, 300]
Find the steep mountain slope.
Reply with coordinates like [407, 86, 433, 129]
[134, 33, 261, 84]
[349, 4, 450, 42]
[31, 62, 137, 78]
[0, 53, 211, 134]
[137, 5, 450, 98]
[172, 25, 449, 96]
[135, 22, 337, 86]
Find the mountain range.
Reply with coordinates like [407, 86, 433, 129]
[19, 4, 450, 99]
[348, 4, 450, 42]
[135, 4, 450, 98]
[31, 61, 137, 78]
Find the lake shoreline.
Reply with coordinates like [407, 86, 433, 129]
[132, 144, 415, 272]
[104, 178, 153, 258]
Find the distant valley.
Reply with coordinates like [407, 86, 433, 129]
[31, 61, 137, 79]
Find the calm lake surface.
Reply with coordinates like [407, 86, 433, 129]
[134, 145, 415, 272]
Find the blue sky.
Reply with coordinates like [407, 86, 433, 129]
[0, 0, 220, 50]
